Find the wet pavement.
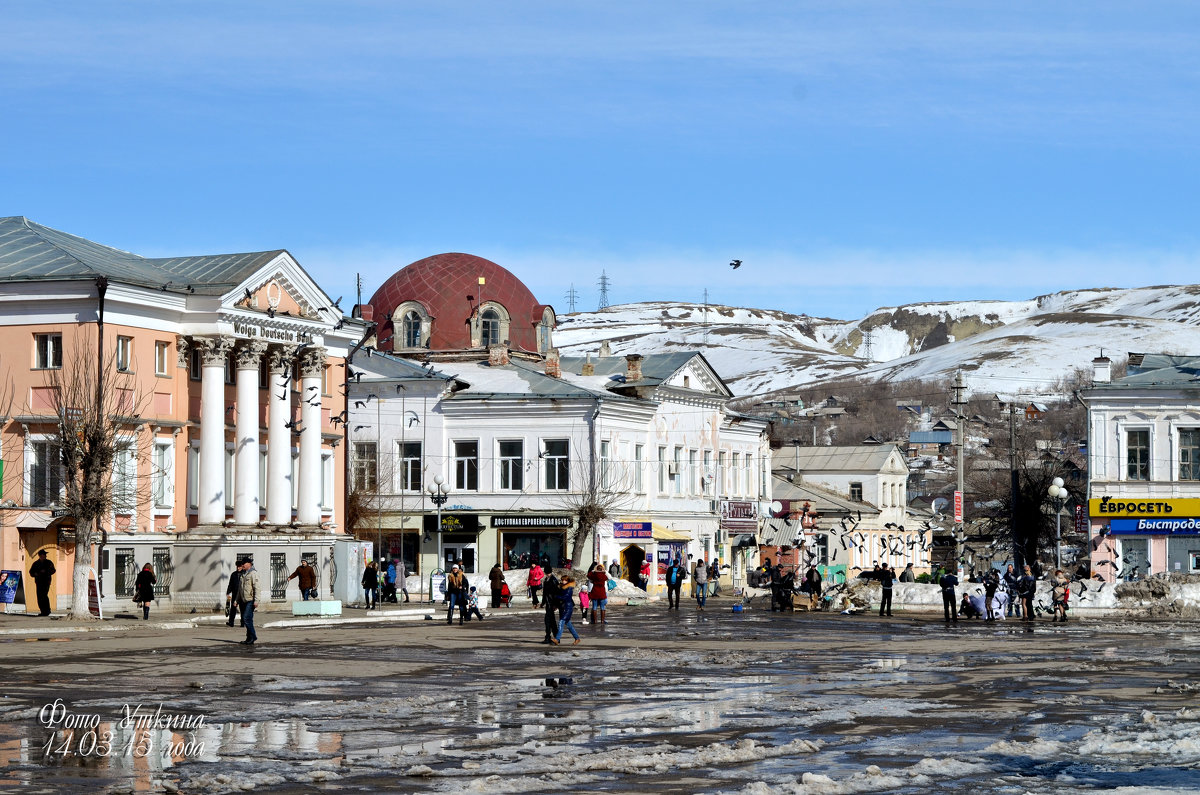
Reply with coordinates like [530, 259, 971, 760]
[2, 604, 1199, 793]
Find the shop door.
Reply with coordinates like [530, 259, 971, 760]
[20, 531, 58, 612]
[620, 545, 646, 584]
[1119, 538, 1150, 579]
[443, 543, 477, 574]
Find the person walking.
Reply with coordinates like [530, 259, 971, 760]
[465, 587, 485, 621]
[1018, 565, 1037, 621]
[238, 558, 261, 645]
[587, 562, 609, 624]
[541, 569, 562, 644]
[804, 565, 823, 610]
[552, 575, 581, 645]
[225, 560, 244, 627]
[877, 563, 895, 617]
[708, 561, 720, 597]
[608, 559, 620, 579]
[445, 564, 469, 625]
[361, 560, 378, 609]
[1051, 568, 1070, 622]
[639, 558, 651, 591]
[28, 549, 54, 617]
[383, 560, 398, 603]
[134, 563, 157, 620]
[939, 568, 959, 622]
[898, 563, 915, 583]
[983, 568, 1001, 621]
[488, 563, 505, 609]
[527, 562, 544, 607]
[693, 558, 708, 611]
[1003, 563, 1021, 618]
[665, 558, 686, 610]
[287, 559, 318, 601]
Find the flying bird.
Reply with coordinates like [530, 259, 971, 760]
[284, 419, 302, 432]
[243, 288, 253, 303]
[729, 259, 742, 270]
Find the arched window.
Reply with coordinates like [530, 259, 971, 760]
[402, 311, 422, 348]
[481, 309, 501, 347]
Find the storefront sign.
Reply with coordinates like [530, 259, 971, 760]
[1109, 518, 1200, 535]
[232, 320, 312, 344]
[491, 515, 572, 529]
[1075, 504, 1089, 536]
[720, 500, 757, 530]
[422, 514, 481, 535]
[1090, 497, 1200, 517]
[613, 522, 652, 539]
[0, 571, 20, 604]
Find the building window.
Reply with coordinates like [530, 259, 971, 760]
[35, 333, 62, 370]
[116, 336, 133, 372]
[111, 440, 137, 513]
[402, 311, 422, 348]
[1181, 430, 1200, 481]
[115, 548, 136, 597]
[481, 309, 501, 347]
[850, 482, 863, 501]
[673, 447, 683, 495]
[499, 440, 523, 491]
[455, 440, 479, 491]
[353, 442, 378, 492]
[224, 356, 235, 385]
[600, 440, 612, 489]
[658, 446, 667, 493]
[689, 449, 698, 494]
[1127, 429, 1151, 481]
[151, 547, 172, 596]
[543, 439, 569, 490]
[400, 441, 422, 491]
[152, 440, 172, 508]
[270, 552, 287, 601]
[189, 349, 202, 381]
[155, 341, 171, 376]
[718, 451, 727, 494]
[28, 440, 62, 507]
[634, 444, 645, 493]
[321, 451, 334, 510]
[731, 452, 740, 495]
[703, 450, 713, 495]
[322, 366, 331, 396]
[813, 534, 829, 566]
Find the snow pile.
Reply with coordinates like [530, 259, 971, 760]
[1115, 575, 1200, 618]
[730, 757, 992, 794]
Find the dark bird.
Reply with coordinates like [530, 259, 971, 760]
[353, 425, 369, 431]
[243, 288, 253, 303]
[330, 416, 345, 427]
[276, 391, 288, 401]
[729, 259, 742, 270]
[267, 306, 276, 319]
[284, 419, 302, 432]
[306, 385, 318, 392]
[306, 398, 321, 407]
[333, 320, 345, 330]
[332, 296, 343, 310]
[186, 284, 195, 293]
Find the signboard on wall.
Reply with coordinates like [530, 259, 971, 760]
[720, 501, 757, 530]
[613, 522, 652, 539]
[0, 571, 19, 604]
[491, 515, 572, 528]
[1108, 518, 1200, 535]
[953, 491, 963, 523]
[1089, 497, 1200, 518]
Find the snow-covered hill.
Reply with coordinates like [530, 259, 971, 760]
[553, 285, 1200, 397]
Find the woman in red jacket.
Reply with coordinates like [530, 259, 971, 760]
[527, 562, 545, 607]
[586, 562, 609, 624]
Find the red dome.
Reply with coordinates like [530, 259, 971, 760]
[368, 253, 553, 352]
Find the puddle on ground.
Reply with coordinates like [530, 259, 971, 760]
[2, 609, 1200, 793]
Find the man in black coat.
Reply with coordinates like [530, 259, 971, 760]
[541, 572, 562, 644]
[225, 560, 244, 627]
[939, 569, 959, 622]
[665, 558, 686, 609]
[877, 563, 895, 617]
[29, 550, 55, 617]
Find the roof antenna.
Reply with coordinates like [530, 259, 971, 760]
[356, 273, 362, 309]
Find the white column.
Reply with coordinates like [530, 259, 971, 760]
[233, 341, 267, 525]
[297, 347, 326, 526]
[266, 345, 298, 525]
[196, 336, 234, 526]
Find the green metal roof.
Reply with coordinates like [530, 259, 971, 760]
[0, 216, 283, 295]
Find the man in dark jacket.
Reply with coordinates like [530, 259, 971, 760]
[983, 568, 1001, 621]
[488, 563, 505, 609]
[877, 563, 895, 617]
[29, 549, 55, 617]
[1002, 564, 1021, 618]
[287, 560, 318, 601]
[541, 571, 562, 644]
[445, 564, 468, 625]
[226, 560, 245, 626]
[939, 569, 959, 622]
[665, 558, 686, 609]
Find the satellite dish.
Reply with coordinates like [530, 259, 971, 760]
[932, 497, 949, 513]
[770, 501, 783, 514]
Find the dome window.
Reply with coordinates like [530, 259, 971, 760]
[402, 310, 422, 348]
[481, 308, 501, 347]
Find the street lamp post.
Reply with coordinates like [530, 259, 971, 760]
[426, 475, 450, 575]
[1047, 477, 1069, 571]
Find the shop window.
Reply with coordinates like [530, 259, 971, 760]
[503, 534, 564, 570]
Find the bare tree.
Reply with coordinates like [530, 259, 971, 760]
[549, 453, 638, 570]
[43, 338, 151, 619]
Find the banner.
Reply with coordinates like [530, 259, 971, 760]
[0, 571, 20, 604]
[1090, 497, 1200, 518]
[1108, 518, 1200, 535]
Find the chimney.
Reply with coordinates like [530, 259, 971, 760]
[545, 349, 561, 378]
[599, 340, 611, 358]
[581, 353, 594, 376]
[625, 353, 644, 383]
[488, 344, 510, 366]
[353, 304, 374, 322]
[1092, 352, 1112, 384]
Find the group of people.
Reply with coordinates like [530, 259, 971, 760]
[224, 558, 262, 645]
[938, 563, 1068, 622]
[358, 559, 411, 609]
[539, 562, 611, 645]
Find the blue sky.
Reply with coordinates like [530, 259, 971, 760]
[3, 2, 1199, 319]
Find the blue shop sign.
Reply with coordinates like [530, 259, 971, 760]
[1108, 518, 1200, 535]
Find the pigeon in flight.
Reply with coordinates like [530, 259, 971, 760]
[729, 259, 742, 270]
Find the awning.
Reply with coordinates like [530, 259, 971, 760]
[652, 527, 691, 542]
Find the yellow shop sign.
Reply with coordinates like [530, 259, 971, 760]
[1090, 497, 1200, 517]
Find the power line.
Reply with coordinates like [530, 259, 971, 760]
[565, 284, 579, 314]
[597, 270, 611, 310]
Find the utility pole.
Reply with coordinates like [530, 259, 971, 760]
[952, 371, 967, 575]
[597, 271, 611, 310]
[565, 284, 578, 314]
[1009, 405, 1022, 572]
[702, 288, 710, 346]
[862, 328, 873, 362]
